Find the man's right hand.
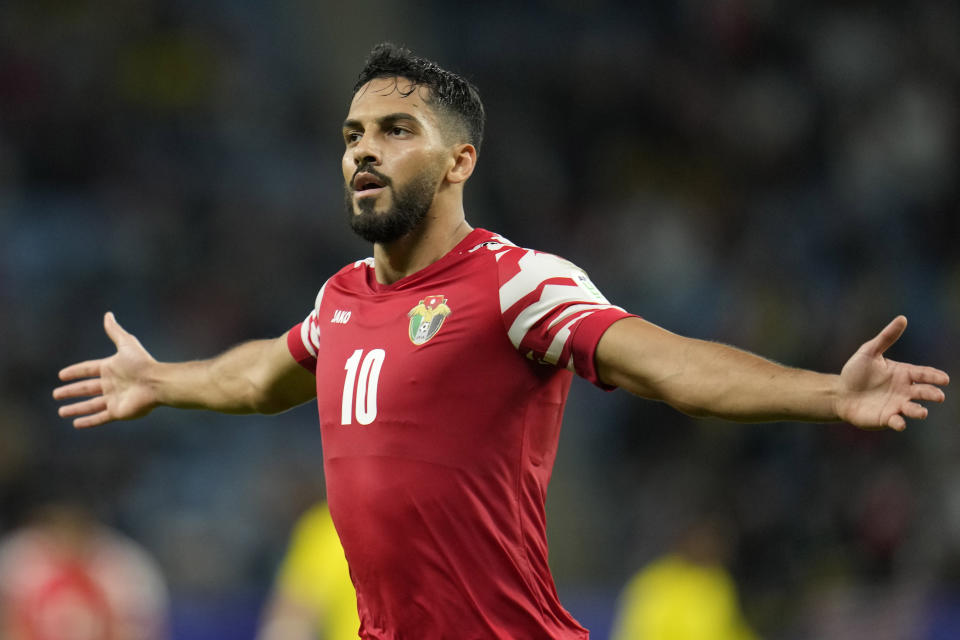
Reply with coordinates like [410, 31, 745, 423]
[53, 312, 159, 428]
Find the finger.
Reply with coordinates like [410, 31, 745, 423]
[53, 379, 103, 401]
[74, 410, 113, 429]
[910, 384, 946, 404]
[58, 360, 104, 381]
[899, 401, 928, 421]
[909, 365, 950, 387]
[58, 397, 107, 419]
[104, 311, 131, 347]
[861, 316, 907, 358]
[887, 414, 906, 431]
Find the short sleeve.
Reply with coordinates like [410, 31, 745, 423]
[286, 283, 328, 372]
[496, 247, 636, 389]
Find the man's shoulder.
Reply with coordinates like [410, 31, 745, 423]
[323, 256, 375, 286]
[463, 228, 518, 255]
[467, 229, 584, 279]
[461, 229, 564, 273]
[336, 256, 376, 276]
[467, 229, 575, 264]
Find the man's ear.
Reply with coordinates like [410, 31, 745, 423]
[446, 143, 477, 184]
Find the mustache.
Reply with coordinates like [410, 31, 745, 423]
[351, 164, 392, 190]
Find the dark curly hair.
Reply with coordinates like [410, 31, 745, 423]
[354, 43, 485, 153]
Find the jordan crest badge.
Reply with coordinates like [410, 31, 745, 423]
[408, 295, 451, 345]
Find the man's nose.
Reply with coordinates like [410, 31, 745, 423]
[353, 136, 381, 167]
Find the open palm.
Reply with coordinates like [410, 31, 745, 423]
[53, 312, 159, 428]
[837, 316, 949, 431]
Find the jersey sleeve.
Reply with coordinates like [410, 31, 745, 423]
[286, 282, 328, 372]
[496, 247, 636, 389]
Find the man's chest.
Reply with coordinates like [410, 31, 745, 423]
[311, 278, 520, 431]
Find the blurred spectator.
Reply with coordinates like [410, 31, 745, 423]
[0, 502, 169, 640]
[256, 502, 359, 640]
[610, 516, 757, 640]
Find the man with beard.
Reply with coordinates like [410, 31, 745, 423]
[54, 43, 949, 639]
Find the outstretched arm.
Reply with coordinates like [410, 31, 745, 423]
[596, 315, 949, 430]
[53, 312, 317, 428]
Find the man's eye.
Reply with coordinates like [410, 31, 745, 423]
[390, 127, 409, 136]
[345, 132, 362, 144]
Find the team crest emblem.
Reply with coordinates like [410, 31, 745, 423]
[408, 295, 451, 345]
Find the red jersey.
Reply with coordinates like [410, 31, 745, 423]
[287, 228, 633, 639]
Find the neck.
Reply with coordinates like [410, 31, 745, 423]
[372, 210, 472, 285]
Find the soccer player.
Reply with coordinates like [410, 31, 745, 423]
[256, 501, 359, 640]
[53, 43, 949, 639]
[0, 503, 169, 640]
[609, 517, 757, 640]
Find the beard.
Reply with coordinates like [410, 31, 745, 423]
[345, 165, 441, 244]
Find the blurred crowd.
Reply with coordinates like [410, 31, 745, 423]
[1, 0, 957, 638]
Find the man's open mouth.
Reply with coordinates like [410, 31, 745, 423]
[353, 172, 386, 192]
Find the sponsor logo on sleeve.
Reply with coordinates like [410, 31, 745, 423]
[573, 270, 607, 302]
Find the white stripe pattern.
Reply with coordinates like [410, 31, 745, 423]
[544, 309, 601, 367]
[498, 250, 620, 368]
[299, 281, 328, 358]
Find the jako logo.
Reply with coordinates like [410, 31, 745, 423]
[331, 310, 351, 324]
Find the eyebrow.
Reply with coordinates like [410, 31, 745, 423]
[342, 112, 423, 132]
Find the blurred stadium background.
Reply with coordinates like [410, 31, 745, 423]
[1, 1, 958, 638]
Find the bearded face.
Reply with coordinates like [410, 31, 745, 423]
[341, 77, 463, 245]
[344, 159, 444, 244]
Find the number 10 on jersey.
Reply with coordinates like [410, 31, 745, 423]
[341, 349, 386, 425]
